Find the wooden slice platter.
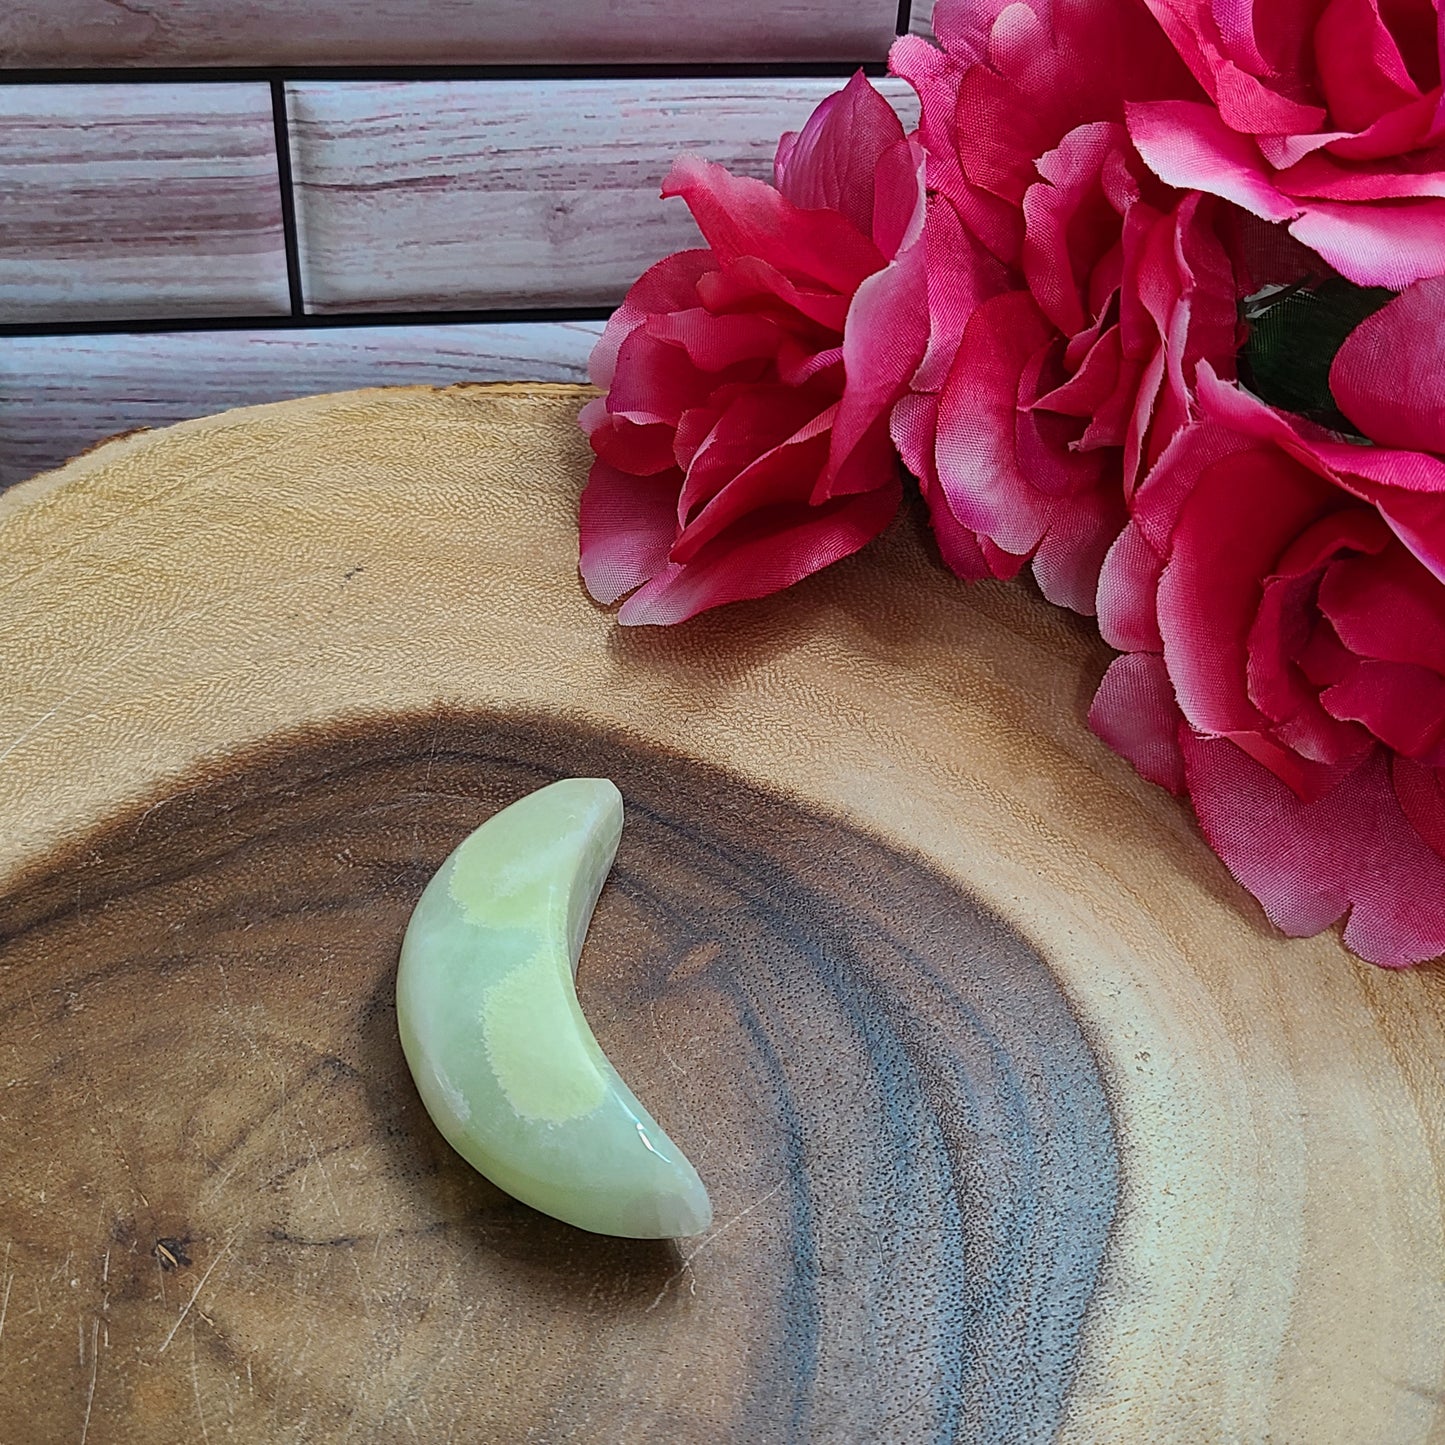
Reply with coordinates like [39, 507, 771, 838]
[2, 384, 1443, 1442]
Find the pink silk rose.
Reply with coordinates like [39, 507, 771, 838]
[1129, 0, 1445, 289]
[578, 73, 928, 625]
[890, 0, 1240, 614]
[1091, 365, 1445, 965]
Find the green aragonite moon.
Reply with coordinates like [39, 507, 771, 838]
[396, 777, 714, 1239]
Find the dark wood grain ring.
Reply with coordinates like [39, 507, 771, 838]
[0, 710, 1117, 1443]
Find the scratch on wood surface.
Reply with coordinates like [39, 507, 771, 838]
[131, 786, 199, 841]
[648, 998, 691, 1080]
[191, 1327, 212, 1445]
[79, 1317, 100, 1445]
[304, 1137, 344, 1223]
[158, 1239, 231, 1356]
[0, 1244, 11, 1353]
[646, 1179, 783, 1313]
[200, 1156, 242, 1205]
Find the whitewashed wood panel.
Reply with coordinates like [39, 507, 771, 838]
[910, 0, 937, 38]
[286, 79, 920, 314]
[0, 0, 896, 67]
[0, 85, 290, 325]
[0, 323, 603, 490]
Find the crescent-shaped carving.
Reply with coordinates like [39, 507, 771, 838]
[395, 777, 713, 1238]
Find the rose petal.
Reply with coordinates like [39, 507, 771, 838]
[674, 386, 832, 539]
[1132, 374, 1262, 550]
[616, 481, 900, 625]
[1127, 99, 1300, 222]
[673, 405, 719, 472]
[1097, 521, 1166, 653]
[819, 237, 929, 502]
[1013, 339, 1102, 500]
[1395, 755, 1445, 855]
[1158, 446, 1338, 736]
[606, 328, 712, 427]
[1183, 734, 1445, 965]
[579, 459, 684, 604]
[1323, 88, 1442, 159]
[1275, 149, 1445, 201]
[1368, 491, 1445, 582]
[1030, 482, 1126, 615]
[773, 72, 908, 237]
[871, 137, 929, 260]
[773, 339, 843, 389]
[1318, 540, 1445, 673]
[1089, 651, 1187, 792]
[663, 154, 885, 297]
[1036, 323, 1128, 426]
[1331, 276, 1445, 454]
[1288, 197, 1445, 289]
[578, 395, 609, 438]
[647, 308, 782, 372]
[1138, 0, 1328, 133]
[589, 250, 714, 389]
[1151, 195, 1240, 456]
[695, 257, 852, 334]
[586, 413, 679, 477]
[1247, 510, 1396, 769]
[1313, 0, 1424, 132]
[928, 0, 997, 60]
[888, 31, 973, 208]
[912, 196, 1010, 395]
[1321, 656, 1445, 758]
[1247, 561, 1374, 764]
[1023, 122, 1133, 338]
[933, 290, 1058, 554]
[1298, 613, 1354, 687]
[893, 391, 1024, 582]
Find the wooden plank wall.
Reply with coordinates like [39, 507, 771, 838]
[0, 2, 897, 67]
[0, 6, 925, 489]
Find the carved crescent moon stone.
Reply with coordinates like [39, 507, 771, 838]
[396, 777, 713, 1239]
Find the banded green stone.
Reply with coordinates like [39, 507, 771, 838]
[396, 778, 713, 1238]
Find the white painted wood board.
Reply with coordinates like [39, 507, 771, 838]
[0, 84, 290, 325]
[0, 0, 898, 67]
[0, 323, 603, 489]
[286, 79, 919, 313]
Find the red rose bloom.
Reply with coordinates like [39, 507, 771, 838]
[578, 74, 928, 625]
[1091, 365, 1445, 965]
[1129, 0, 1445, 288]
[890, 0, 1240, 613]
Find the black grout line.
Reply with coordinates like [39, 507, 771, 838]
[0, 60, 891, 86]
[0, 306, 617, 340]
[269, 78, 306, 318]
[895, 0, 914, 35]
